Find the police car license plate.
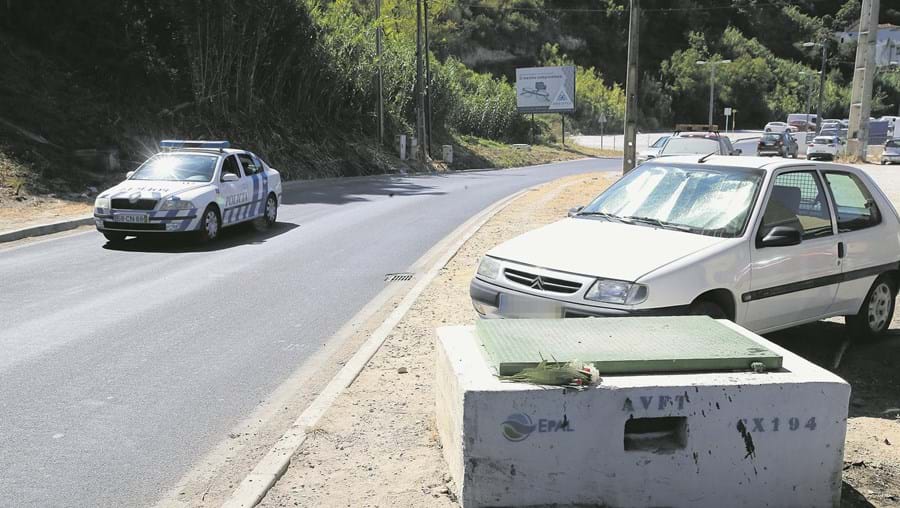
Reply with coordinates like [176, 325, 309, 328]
[115, 213, 148, 224]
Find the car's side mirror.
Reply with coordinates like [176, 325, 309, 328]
[222, 173, 239, 182]
[568, 206, 583, 217]
[735, 149, 742, 155]
[759, 225, 802, 248]
[126, 171, 135, 179]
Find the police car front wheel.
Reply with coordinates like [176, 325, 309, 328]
[197, 205, 221, 242]
[254, 194, 277, 231]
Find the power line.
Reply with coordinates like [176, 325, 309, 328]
[461, 0, 833, 15]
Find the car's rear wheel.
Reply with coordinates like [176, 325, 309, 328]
[689, 300, 727, 320]
[847, 275, 896, 340]
[197, 205, 221, 243]
[254, 194, 277, 231]
[103, 232, 126, 243]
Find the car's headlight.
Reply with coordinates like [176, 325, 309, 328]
[94, 196, 110, 212]
[476, 256, 502, 280]
[584, 279, 648, 305]
[160, 198, 195, 210]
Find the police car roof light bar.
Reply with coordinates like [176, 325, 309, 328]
[159, 140, 230, 151]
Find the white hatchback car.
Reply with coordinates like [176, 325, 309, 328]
[94, 140, 282, 243]
[807, 135, 844, 161]
[471, 157, 900, 338]
[764, 121, 790, 133]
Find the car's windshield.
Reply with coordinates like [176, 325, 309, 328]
[650, 136, 669, 148]
[579, 164, 764, 237]
[887, 139, 900, 148]
[130, 153, 218, 182]
[659, 137, 719, 155]
[761, 133, 781, 142]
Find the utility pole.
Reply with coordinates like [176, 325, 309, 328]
[375, 0, 384, 146]
[415, 0, 428, 162]
[424, 0, 432, 158]
[847, 0, 879, 161]
[696, 59, 731, 126]
[623, 0, 640, 173]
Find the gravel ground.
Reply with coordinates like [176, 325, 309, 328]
[259, 168, 899, 507]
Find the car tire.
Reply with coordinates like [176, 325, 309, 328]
[103, 232, 126, 243]
[197, 205, 221, 243]
[765, 129, 771, 133]
[846, 275, 896, 341]
[689, 300, 728, 320]
[254, 193, 278, 231]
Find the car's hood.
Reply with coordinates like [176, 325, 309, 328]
[487, 218, 728, 281]
[100, 180, 211, 201]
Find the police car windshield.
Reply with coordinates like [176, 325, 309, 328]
[131, 154, 218, 182]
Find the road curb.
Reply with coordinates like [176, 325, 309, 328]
[219, 184, 536, 508]
[0, 215, 94, 244]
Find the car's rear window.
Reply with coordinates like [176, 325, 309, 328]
[761, 134, 781, 141]
[660, 137, 719, 155]
[887, 139, 900, 148]
[813, 138, 833, 145]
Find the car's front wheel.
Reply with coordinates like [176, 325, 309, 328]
[847, 275, 896, 340]
[197, 205, 221, 243]
[689, 300, 727, 320]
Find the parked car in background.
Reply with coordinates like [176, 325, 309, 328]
[807, 135, 844, 161]
[757, 131, 799, 158]
[657, 135, 735, 158]
[637, 135, 670, 164]
[765, 121, 790, 133]
[787, 113, 817, 132]
[821, 120, 842, 132]
[472, 157, 900, 338]
[883, 139, 900, 165]
[821, 127, 849, 141]
[678, 132, 742, 155]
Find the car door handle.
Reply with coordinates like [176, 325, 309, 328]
[838, 241, 845, 259]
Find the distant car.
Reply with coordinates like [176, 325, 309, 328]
[472, 156, 900, 338]
[765, 122, 789, 133]
[787, 114, 817, 132]
[93, 140, 283, 243]
[637, 135, 670, 164]
[807, 135, 844, 161]
[657, 133, 739, 158]
[757, 132, 799, 158]
[883, 139, 900, 165]
[820, 120, 842, 132]
[820, 127, 848, 140]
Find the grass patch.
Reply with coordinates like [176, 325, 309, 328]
[447, 134, 620, 170]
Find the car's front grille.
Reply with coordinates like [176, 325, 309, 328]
[504, 268, 582, 294]
[103, 221, 166, 231]
[111, 198, 157, 210]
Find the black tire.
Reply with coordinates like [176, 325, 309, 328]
[197, 205, 221, 243]
[846, 275, 896, 341]
[254, 193, 278, 231]
[103, 232, 126, 243]
[689, 300, 728, 320]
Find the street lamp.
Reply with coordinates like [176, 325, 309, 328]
[696, 59, 731, 126]
[802, 41, 827, 132]
[892, 61, 900, 116]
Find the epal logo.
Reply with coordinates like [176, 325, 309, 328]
[501, 413, 536, 442]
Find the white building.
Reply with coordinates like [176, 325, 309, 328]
[835, 22, 900, 67]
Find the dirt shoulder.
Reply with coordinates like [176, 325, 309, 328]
[258, 171, 616, 507]
[258, 168, 900, 507]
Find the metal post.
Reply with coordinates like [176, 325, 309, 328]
[708, 65, 715, 126]
[531, 113, 535, 145]
[415, 0, 427, 162]
[623, 0, 640, 172]
[816, 44, 827, 133]
[375, 0, 384, 145]
[847, 0, 879, 161]
[561, 114, 565, 146]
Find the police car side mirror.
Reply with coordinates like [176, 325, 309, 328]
[568, 206, 583, 217]
[222, 173, 239, 182]
[126, 171, 135, 179]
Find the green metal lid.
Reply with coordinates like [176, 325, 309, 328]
[476, 316, 782, 376]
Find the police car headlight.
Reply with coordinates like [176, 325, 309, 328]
[160, 198, 195, 210]
[94, 196, 110, 213]
[476, 256, 502, 280]
[585, 279, 648, 305]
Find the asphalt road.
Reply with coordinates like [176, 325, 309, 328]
[0, 158, 619, 507]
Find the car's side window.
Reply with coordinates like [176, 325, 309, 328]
[823, 172, 881, 232]
[759, 171, 833, 242]
[237, 153, 260, 176]
[220, 155, 242, 182]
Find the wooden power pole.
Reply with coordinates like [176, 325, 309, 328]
[375, 0, 384, 146]
[415, 0, 428, 162]
[623, 0, 640, 173]
[847, 0, 880, 161]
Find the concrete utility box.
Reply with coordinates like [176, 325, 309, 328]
[443, 144, 454, 164]
[435, 317, 850, 508]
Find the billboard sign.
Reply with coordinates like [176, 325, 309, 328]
[515, 66, 576, 114]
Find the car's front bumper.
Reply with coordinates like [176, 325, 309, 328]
[470, 277, 689, 319]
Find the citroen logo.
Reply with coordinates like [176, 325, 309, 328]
[128, 192, 141, 204]
[530, 276, 544, 291]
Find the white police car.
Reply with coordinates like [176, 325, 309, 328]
[94, 140, 282, 243]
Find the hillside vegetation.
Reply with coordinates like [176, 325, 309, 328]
[0, 0, 899, 200]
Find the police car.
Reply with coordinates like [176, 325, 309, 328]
[93, 140, 282, 243]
